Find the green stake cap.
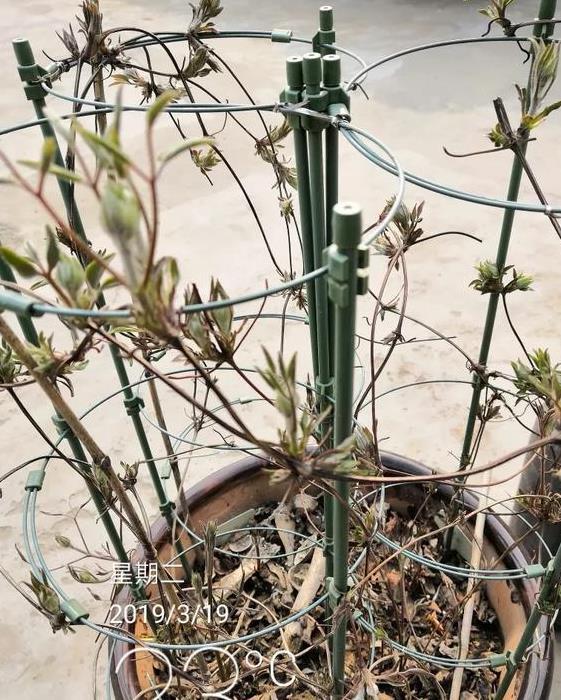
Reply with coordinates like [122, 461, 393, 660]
[303, 52, 322, 88]
[319, 6, 334, 30]
[12, 38, 35, 66]
[286, 56, 304, 89]
[322, 54, 341, 87]
[333, 202, 362, 248]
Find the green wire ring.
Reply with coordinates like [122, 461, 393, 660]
[0, 122, 405, 320]
[344, 35, 561, 213]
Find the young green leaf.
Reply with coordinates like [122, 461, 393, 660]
[46, 226, 60, 271]
[56, 254, 86, 298]
[85, 259, 103, 288]
[159, 136, 215, 166]
[191, 146, 221, 175]
[68, 566, 104, 584]
[18, 160, 82, 184]
[27, 572, 60, 616]
[100, 181, 141, 241]
[477, 0, 515, 22]
[0, 341, 21, 383]
[40, 137, 56, 175]
[0, 247, 37, 278]
[76, 122, 130, 174]
[189, 0, 223, 33]
[209, 278, 233, 335]
[146, 89, 183, 127]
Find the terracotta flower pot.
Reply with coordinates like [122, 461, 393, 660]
[110, 452, 553, 699]
[512, 424, 561, 566]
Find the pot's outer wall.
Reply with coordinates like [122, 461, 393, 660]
[111, 453, 554, 700]
[513, 425, 561, 566]
[382, 453, 553, 700]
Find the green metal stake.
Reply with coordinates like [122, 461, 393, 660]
[320, 8, 338, 386]
[324, 57, 340, 251]
[319, 8, 342, 249]
[50, 414, 146, 590]
[314, 5, 336, 56]
[0, 270, 149, 608]
[458, 0, 558, 472]
[12, 39, 86, 242]
[537, 0, 557, 38]
[322, 52, 350, 390]
[113, 367, 193, 581]
[324, 54, 338, 376]
[301, 52, 337, 582]
[495, 545, 561, 699]
[0, 268, 104, 545]
[327, 202, 369, 699]
[302, 52, 331, 418]
[322, 53, 350, 249]
[0, 255, 131, 576]
[283, 56, 320, 382]
[12, 38, 191, 582]
[0, 255, 39, 346]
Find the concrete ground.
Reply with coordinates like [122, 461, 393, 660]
[1, 0, 561, 698]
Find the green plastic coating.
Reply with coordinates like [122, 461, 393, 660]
[329, 202, 363, 698]
[0, 256, 40, 345]
[12, 38, 35, 68]
[60, 598, 89, 623]
[325, 121, 339, 380]
[535, 0, 557, 37]
[303, 52, 322, 91]
[0, 290, 42, 318]
[12, 40, 88, 249]
[495, 539, 561, 699]
[333, 202, 362, 247]
[286, 56, 304, 89]
[12, 38, 162, 610]
[292, 130, 320, 382]
[458, 0, 558, 472]
[271, 29, 293, 43]
[322, 54, 341, 87]
[319, 6, 333, 31]
[25, 470, 45, 491]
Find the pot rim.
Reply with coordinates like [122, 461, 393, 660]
[110, 451, 554, 700]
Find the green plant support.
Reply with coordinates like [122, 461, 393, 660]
[0, 263, 149, 609]
[284, 56, 320, 382]
[327, 202, 369, 698]
[0, 227, 138, 583]
[12, 38, 191, 583]
[314, 5, 336, 56]
[495, 541, 561, 699]
[324, 52, 349, 378]
[302, 52, 332, 427]
[282, 6, 351, 590]
[458, 0, 558, 472]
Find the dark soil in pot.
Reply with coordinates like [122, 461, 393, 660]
[110, 453, 553, 699]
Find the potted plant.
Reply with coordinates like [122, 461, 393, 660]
[0, 1, 561, 699]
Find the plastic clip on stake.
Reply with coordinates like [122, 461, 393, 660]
[13, 38, 49, 101]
